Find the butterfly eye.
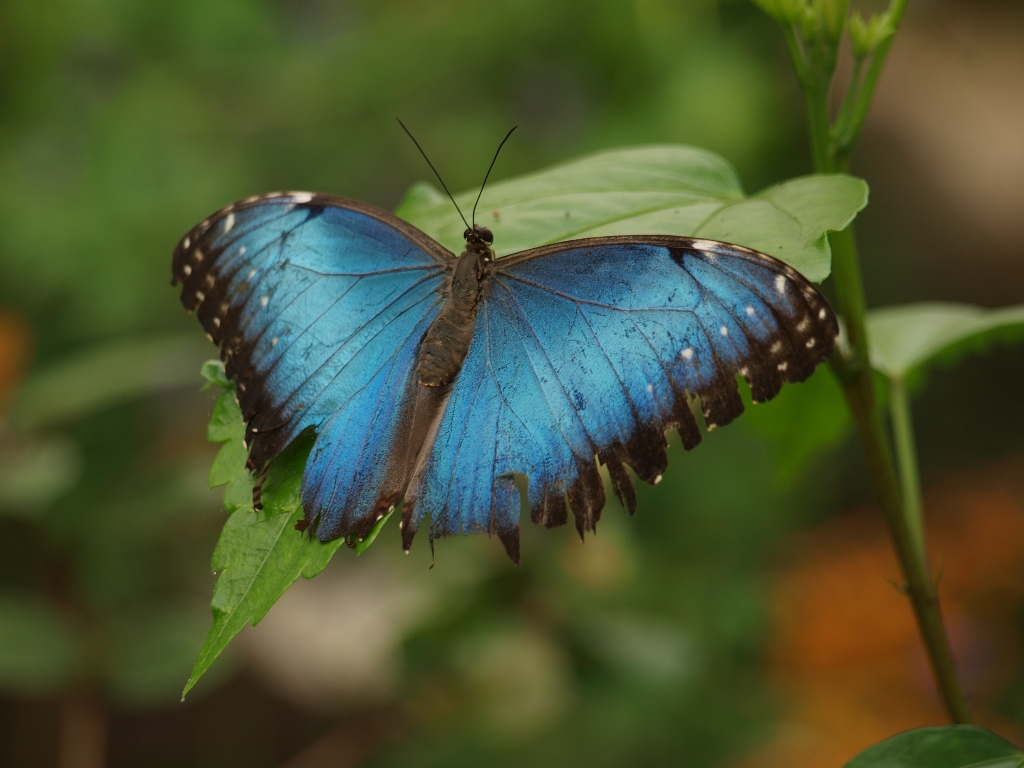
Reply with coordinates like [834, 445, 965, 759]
[463, 228, 472, 240]
[477, 227, 493, 245]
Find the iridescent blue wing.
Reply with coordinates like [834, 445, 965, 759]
[172, 192, 451, 538]
[402, 237, 837, 561]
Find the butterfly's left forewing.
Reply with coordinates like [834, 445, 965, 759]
[402, 237, 837, 559]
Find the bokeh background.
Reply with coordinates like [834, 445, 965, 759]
[1, 0, 1023, 766]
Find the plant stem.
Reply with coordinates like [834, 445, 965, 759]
[833, 0, 909, 166]
[827, 178, 970, 728]
[886, 375, 969, 721]
[889, 376, 926, 567]
[785, 0, 970, 722]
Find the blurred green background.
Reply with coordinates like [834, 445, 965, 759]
[2, 0, 1023, 766]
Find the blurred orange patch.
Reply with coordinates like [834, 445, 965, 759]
[737, 459, 1024, 768]
[0, 309, 31, 411]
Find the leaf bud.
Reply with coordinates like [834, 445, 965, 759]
[847, 11, 896, 58]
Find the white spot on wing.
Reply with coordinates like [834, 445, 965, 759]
[777, 362, 788, 371]
[248, 269, 256, 279]
[746, 306, 755, 316]
[271, 337, 279, 346]
[806, 338, 816, 348]
[182, 264, 192, 276]
[654, 474, 662, 485]
[259, 296, 269, 307]
[291, 192, 314, 203]
[238, 245, 247, 256]
[681, 348, 694, 360]
[690, 239, 718, 252]
[770, 341, 782, 354]
[213, 317, 221, 328]
[183, 236, 190, 249]
[797, 317, 810, 332]
[646, 384, 653, 393]
[719, 326, 728, 336]
[775, 275, 787, 294]
[819, 308, 827, 320]
[223, 212, 235, 233]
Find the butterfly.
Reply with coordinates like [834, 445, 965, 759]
[172, 179, 837, 564]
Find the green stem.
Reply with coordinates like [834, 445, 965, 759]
[889, 376, 926, 567]
[886, 376, 969, 721]
[833, 0, 909, 169]
[826, 182, 971, 728]
[832, 55, 865, 148]
[785, 0, 970, 723]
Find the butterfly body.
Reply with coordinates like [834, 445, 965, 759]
[173, 192, 838, 563]
[417, 235, 490, 387]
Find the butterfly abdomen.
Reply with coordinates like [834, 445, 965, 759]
[417, 249, 487, 387]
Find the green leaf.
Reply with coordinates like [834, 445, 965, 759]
[208, 439, 249, 489]
[200, 359, 231, 390]
[844, 725, 1024, 768]
[694, 174, 867, 283]
[396, 145, 867, 283]
[11, 334, 211, 430]
[222, 473, 257, 513]
[867, 303, 1024, 382]
[207, 389, 245, 443]
[183, 433, 344, 698]
[206, 389, 249, 489]
[0, 595, 80, 696]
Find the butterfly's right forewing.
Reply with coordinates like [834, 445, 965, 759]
[173, 193, 452, 539]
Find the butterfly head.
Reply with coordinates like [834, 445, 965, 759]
[464, 225, 494, 255]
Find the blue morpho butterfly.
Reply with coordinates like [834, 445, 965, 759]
[172, 128, 838, 564]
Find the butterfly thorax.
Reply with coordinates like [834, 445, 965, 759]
[416, 246, 490, 387]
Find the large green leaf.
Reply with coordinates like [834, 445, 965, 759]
[867, 303, 1024, 382]
[844, 725, 1024, 768]
[396, 145, 867, 283]
[183, 432, 344, 698]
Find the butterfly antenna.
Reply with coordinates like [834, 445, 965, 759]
[472, 126, 517, 227]
[396, 118, 469, 231]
